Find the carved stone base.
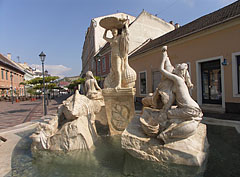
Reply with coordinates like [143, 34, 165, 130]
[102, 88, 136, 135]
[121, 116, 209, 166]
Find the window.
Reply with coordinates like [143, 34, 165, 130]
[152, 71, 161, 92]
[232, 52, 240, 97]
[1, 69, 4, 80]
[139, 71, 147, 95]
[237, 56, 240, 94]
[102, 57, 106, 72]
[6, 71, 8, 80]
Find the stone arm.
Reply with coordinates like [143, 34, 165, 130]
[123, 20, 129, 35]
[94, 80, 101, 90]
[160, 49, 179, 83]
[185, 70, 194, 89]
[103, 29, 113, 43]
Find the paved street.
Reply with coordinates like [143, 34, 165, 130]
[0, 94, 71, 130]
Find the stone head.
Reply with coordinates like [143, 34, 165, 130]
[86, 71, 94, 80]
[111, 28, 118, 37]
[173, 63, 188, 78]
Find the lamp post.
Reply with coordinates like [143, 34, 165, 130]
[39, 51, 47, 116]
[10, 73, 13, 104]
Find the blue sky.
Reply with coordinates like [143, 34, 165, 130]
[0, 0, 237, 77]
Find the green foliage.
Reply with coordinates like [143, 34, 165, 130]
[26, 88, 37, 96]
[23, 76, 60, 95]
[94, 76, 101, 81]
[67, 83, 76, 90]
[47, 83, 57, 90]
[19, 81, 27, 86]
[26, 76, 60, 85]
[67, 77, 85, 90]
[45, 76, 60, 83]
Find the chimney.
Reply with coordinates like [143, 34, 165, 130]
[169, 21, 174, 25]
[7, 53, 11, 60]
[175, 23, 180, 29]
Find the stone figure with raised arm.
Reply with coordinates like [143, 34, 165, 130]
[85, 71, 103, 100]
[122, 47, 208, 166]
[100, 17, 136, 89]
[140, 46, 202, 144]
[142, 50, 193, 110]
[155, 46, 202, 143]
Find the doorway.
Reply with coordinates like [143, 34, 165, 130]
[201, 59, 222, 104]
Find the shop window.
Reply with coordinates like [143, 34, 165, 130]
[139, 71, 147, 95]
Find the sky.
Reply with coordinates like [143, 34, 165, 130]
[0, 0, 237, 78]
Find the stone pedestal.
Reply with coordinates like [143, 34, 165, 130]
[102, 88, 136, 135]
[121, 116, 209, 166]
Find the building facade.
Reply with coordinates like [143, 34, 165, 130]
[0, 54, 25, 97]
[129, 1, 240, 114]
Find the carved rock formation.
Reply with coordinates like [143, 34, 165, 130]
[121, 116, 209, 166]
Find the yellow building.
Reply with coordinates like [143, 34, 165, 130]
[129, 1, 240, 113]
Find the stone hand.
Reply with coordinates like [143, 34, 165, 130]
[162, 46, 167, 52]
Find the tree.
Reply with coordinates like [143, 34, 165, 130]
[20, 76, 60, 98]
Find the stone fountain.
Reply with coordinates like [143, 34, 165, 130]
[30, 16, 208, 167]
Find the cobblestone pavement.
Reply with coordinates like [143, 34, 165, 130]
[0, 94, 71, 130]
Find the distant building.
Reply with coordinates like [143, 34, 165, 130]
[0, 53, 25, 97]
[32, 68, 50, 78]
[17, 62, 35, 81]
[129, 1, 240, 114]
[57, 75, 80, 88]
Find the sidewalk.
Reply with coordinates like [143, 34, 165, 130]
[135, 101, 240, 121]
[0, 94, 71, 130]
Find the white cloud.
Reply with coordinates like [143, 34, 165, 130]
[30, 64, 72, 78]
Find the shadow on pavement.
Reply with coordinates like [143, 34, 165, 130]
[4, 109, 30, 114]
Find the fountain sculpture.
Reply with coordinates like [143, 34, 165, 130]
[30, 17, 208, 167]
[121, 46, 209, 166]
[100, 17, 137, 135]
[30, 72, 105, 151]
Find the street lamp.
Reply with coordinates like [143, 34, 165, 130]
[39, 51, 47, 116]
[10, 73, 13, 104]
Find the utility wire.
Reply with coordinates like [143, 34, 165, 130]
[155, 0, 178, 17]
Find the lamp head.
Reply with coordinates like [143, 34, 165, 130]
[39, 51, 46, 62]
